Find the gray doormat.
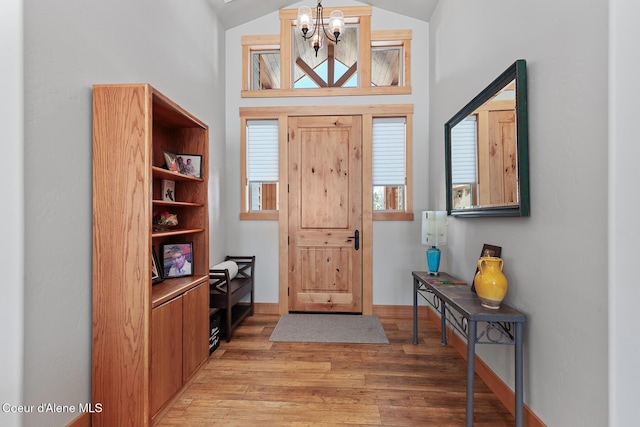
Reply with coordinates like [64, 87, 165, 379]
[269, 314, 389, 344]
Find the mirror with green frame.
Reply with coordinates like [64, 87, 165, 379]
[445, 59, 530, 217]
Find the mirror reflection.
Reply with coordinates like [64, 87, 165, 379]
[445, 60, 529, 217]
[451, 80, 517, 209]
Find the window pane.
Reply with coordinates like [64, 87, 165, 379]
[372, 117, 406, 212]
[373, 185, 404, 211]
[247, 120, 278, 182]
[452, 183, 473, 209]
[372, 117, 406, 186]
[250, 182, 279, 211]
[451, 115, 477, 184]
[292, 26, 358, 88]
[371, 47, 401, 86]
[251, 51, 281, 90]
[247, 120, 279, 212]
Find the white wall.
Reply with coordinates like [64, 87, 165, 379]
[609, 1, 640, 425]
[224, 0, 431, 305]
[430, 1, 608, 425]
[15, 1, 225, 426]
[0, 1, 24, 426]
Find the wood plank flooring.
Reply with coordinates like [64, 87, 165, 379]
[157, 313, 514, 426]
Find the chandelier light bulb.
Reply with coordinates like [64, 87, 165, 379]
[298, 1, 344, 50]
[329, 10, 345, 39]
[297, 6, 314, 37]
[310, 31, 324, 56]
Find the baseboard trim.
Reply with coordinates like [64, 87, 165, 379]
[254, 302, 280, 315]
[372, 304, 417, 319]
[256, 303, 429, 319]
[256, 303, 427, 318]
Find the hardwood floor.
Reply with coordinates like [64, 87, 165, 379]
[157, 313, 515, 426]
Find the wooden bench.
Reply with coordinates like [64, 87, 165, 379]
[209, 256, 255, 342]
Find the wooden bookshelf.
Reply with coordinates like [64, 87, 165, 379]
[92, 84, 209, 426]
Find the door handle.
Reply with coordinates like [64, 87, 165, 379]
[348, 230, 360, 251]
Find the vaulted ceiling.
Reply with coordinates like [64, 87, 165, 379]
[207, 0, 439, 29]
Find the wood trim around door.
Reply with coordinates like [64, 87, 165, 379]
[278, 113, 373, 316]
[243, 105, 414, 316]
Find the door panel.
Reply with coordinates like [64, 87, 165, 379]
[150, 295, 183, 416]
[478, 109, 517, 206]
[289, 116, 362, 312]
[182, 281, 208, 383]
[299, 132, 350, 228]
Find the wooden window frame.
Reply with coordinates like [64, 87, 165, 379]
[370, 113, 414, 221]
[240, 106, 413, 222]
[241, 8, 412, 98]
[242, 35, 281, 92]
[370, 30, 412, 91]
[240, 114, 287, 220]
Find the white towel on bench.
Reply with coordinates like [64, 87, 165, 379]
[210, 260, 238, 280]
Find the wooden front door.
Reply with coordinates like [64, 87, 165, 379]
[288, 116, 362, 312]
[478, 109, 517, 206]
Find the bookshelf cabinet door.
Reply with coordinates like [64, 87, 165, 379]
[150, 295, 183, 416]
[182, 280, 209, 382]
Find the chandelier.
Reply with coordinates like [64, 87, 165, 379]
[297, 1, 345, 56]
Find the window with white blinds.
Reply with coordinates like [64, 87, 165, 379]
[372, 117, 406, 211]
[372, 117, 406, 186]
[240, 108, 414, 220]
[246, 120, 279, 212]
[247, 120, 278, 182]
[451, 116, 477, 184]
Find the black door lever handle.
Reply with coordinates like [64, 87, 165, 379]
[348, 230, 360, 250]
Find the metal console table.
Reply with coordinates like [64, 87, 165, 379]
[412, 271, 526, 427]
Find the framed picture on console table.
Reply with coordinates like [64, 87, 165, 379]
[471, 243, 502, 293]
[162, 242, 194, 278]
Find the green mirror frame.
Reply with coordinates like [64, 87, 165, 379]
[445, 59, 530, 217]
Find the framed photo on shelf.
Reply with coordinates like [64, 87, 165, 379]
[161, 179, 176, 202]
[152, 247, 163, 285]
[161, 242, 193, 278]
[163, 150, 179, 172]
[176, 154, 202, 178]
[471, 243, 502, 293]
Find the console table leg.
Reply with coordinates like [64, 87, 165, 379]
[413, 278, 418, 344]
[466, 320, 477, 427]
[515, 322, 524, 427]
[441, 302, 447, 345]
